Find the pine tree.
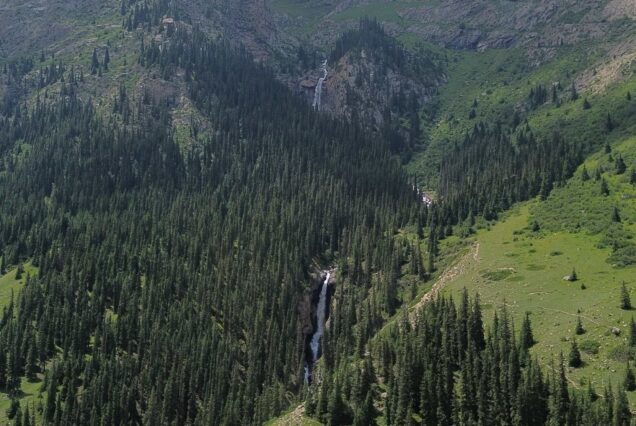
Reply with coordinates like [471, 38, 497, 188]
[570, 83, 578, 101]
[104, 48, 110, 71]
[91, 48, 99, 75]
[621, 282, 632, 310]
[624, 364, 636, 391]
[606, 113, 614, 132]
[568, 340, 582, 368]
[612, 206, 621, 223]
[575, 316, 585, 335]
[520, 312, 535, 350]
[600, 178, 610, 196]
[630, 317, 636, 347]
[581, 166, 590, 181]
[582, 98, 591, 109]
[15, 263, 23, 280]
[615, 156, 626, 174]
[614, 387, 631, 426]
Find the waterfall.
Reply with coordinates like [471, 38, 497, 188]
[312, 60, 328, 111]
[310, 271, 330, 361]
[305, 271, 331, 383]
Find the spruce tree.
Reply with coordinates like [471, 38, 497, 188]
[581, 166, 590, 182]
[606, 113, 614, 132]
[575, 316, 585, 335]
[621, 282, 632, 310]
[612, 206, 621, 223]
[91, 48, 99, 74]
[614, 388, 631, 426]
[615, 156, 626, 174]
[623, 364, 636, 391]
[600, 178, 610, 196]
[520, 312, 535, 350]
[104, 47, 110, 70]
[568, 340, 582, 368]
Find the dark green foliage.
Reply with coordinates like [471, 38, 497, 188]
[570, 83, 578, 101]
[575, 316, 585, 335]
[601, 178, 610, 196]
[104, 47, 110, 71]
[606, 113, 615, 132]
[615, 156, 626, 174]
[615, 388, 631, 425]
[339, 296, 617, 426]
[569, 340, 582, 368]
[624, 364, 636, 391]
[612, 206, 622, 223]
[439, 125, 580, 223]
[583, 98, 591, 109]
[528, 84, 548, 109]
[621, 282, 632, 310]
[0, 27, 425, 425]
[581, 165, 590, 181]
[14, 263, 23, 280]
[90, 48, 99, 74]
[520, 312, 535, 349]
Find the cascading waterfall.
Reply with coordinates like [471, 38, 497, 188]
[304, 271, 331, 383]
[312, 59, 328, 111]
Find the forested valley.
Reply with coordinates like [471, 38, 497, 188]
[0, 1, 635, 425]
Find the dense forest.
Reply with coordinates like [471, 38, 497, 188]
[0, 26, 427, 424]
[306, 292, 633, 425]
[0, 4, 634, 425]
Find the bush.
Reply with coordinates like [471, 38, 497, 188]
[579, 340, 600, 354]
[609, 345, 634, 362]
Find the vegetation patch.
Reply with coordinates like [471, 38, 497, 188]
[482, 269, 514, 281]
[579, 340, 601, 355]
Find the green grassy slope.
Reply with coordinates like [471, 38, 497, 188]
[408, 32, 635, 187]
[440, 135, 636, 401]
[0, 263, 42, 424]
[0, 262, 38, 309]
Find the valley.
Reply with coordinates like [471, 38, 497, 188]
[0, 0, 634, 425]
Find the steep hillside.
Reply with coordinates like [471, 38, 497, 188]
[0, 0, 635, 425]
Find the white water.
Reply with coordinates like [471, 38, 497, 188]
[305, 271, 331, 383]
[310, 271, 330, 361]
[312, 60, 328, 111]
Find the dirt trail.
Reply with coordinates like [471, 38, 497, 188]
[410, 242, 480, 323]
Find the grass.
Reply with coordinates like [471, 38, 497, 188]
[408, 37, 635, 188]
[0, 377, 44, 424]
[0, 261, 38, 309]
[441, 194, 636, 401]
[531, 136, 636, 266]
[0, 262, 42, 424]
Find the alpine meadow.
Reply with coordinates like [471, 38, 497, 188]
[0, 0, 634, 425]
